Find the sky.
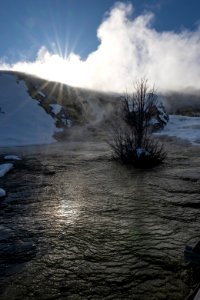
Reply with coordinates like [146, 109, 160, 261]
[0, 0, 200, 92]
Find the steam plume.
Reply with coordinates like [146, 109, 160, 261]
[1, 2, 200, 92]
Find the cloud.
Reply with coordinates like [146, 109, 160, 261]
[1, 2, 200, 92]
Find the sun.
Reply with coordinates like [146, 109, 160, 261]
[11, 45, 86, 88]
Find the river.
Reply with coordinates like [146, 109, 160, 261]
[0, 137, 200, 300]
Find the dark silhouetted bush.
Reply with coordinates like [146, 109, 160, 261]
[109, 79, 166, 168]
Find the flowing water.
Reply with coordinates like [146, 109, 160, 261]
[0, 137, 200, 300]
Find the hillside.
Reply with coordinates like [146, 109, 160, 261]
[0, 71, 120, 146]
[0, 72, 63, 146]
[0, 70, 200, 147]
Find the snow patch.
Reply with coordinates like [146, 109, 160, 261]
[0, 163, 13, 177]
[4, 155, 22, 161]
[50, 104, 62, 115]
[0, 73, 60, 146]
[136, 148, 150, 158]
[155, 115, 200, 145]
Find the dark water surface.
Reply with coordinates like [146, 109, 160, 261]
[0, 139, 200, 299]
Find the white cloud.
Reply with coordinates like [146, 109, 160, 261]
[1, 2, 200, 92]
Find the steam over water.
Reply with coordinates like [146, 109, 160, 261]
[0, 138, 200, 299]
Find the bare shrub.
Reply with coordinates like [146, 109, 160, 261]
[109, 79, 166, 168]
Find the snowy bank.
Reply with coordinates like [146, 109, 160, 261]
[0, 163, 13, 177]
[0, 73, 61, 146]
[4, 155, 22, 161]
[155, 115, 200, 145]
[0, 155, 22, 198]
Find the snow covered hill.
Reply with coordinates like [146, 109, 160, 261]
[0, 71, 121, 146]
[0, 72, 69, 146]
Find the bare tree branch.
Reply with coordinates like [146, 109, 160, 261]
[109, 79, 166, 168]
